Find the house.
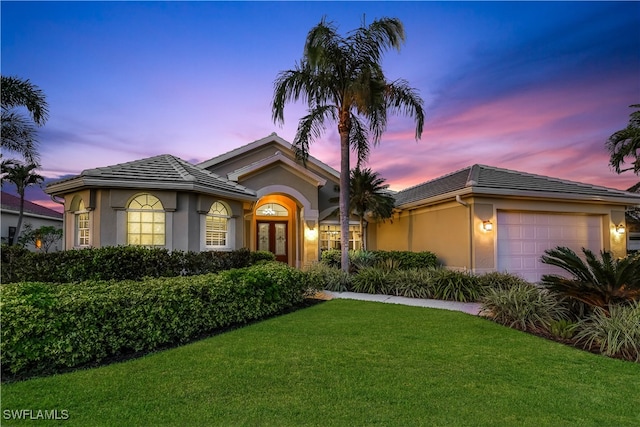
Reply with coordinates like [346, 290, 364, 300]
[45, 133, 640, 282]
[1, 191, 64, 250]
[625, 181, 640, 253]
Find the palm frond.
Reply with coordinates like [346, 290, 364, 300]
[292, 105, 337, 164]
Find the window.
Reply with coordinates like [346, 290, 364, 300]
[75, 199, 90, 247]
[320, 224, 361, 251]
[127, 194, 165, 246]
[205, 202, 230, 248]
[256, 203, 288, 217]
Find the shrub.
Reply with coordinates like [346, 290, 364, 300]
[303, 263, 351, 292]
[540, 247, 640, 312]
[351, 267, 389, 294]
[477, 271, 531, 292]
[548, 319, 577, 340]
[349, 250, 378, 271]
[573, 301, 640, 362]
[0, 262, 307, 379]
[386, 269, 431, 298]
[429, 269, 482, 302]
[250, 250, 276, 264]
[481, 284, 569, 332]
[320, 249, 438, 271]
[0, 246, 261, 283]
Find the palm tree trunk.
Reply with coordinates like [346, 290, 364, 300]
[339, 131, 350, 273]
[361, 218, 367, 251]
[13, 190, 25, 245]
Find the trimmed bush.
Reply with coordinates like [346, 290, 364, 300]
[477, 271, 531, 292]
[481, 284, 569, 332]
[320, 249, 438, 270]
[1, 262, 307, 379]
[0, 246, 262, 284]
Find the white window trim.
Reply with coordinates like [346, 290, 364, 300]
[126, 194, 167, 248]
[201, 202, 235, 251]
[74, 209, 91, 248]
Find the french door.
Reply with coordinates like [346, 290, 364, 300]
[257, 221, 288, 263]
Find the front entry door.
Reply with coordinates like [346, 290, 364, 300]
[257, 221, 288, 263]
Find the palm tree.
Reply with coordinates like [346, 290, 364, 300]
[272, 17, 424, 272]
[606, 104, 640, 175]
[1, 160, 45, 245]
[1, 75, 49, 164]
[540, 246, 640, 313]
[349, 167, 395, 250]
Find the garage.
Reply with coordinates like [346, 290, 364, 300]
[497, 211, 602, 283]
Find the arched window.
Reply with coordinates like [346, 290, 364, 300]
[75, 199, 90, 247]
[127, 194, 165, 246]
[206, 201, 230, 248]
[256, 202, 288, 217]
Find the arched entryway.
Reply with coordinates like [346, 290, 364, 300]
[253, 195, 298, 265]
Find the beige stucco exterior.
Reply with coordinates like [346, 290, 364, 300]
[46, 134, 640, 276]
[375, 193, 630, 274]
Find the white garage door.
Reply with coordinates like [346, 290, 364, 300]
[497, 211, 602, 283]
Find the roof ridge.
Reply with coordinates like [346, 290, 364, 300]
[397, 165, 473, 194]
[476, 164, 631, 195]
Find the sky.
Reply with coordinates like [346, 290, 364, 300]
[2, 1, 639, 212]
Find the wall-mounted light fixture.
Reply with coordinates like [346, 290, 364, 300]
[305, 228, 318, 240]
[482, 220, 493, 232]
[616, 224, 626, 235]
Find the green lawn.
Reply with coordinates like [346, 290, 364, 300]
[2, 299, 639, 426]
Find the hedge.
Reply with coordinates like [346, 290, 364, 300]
[320, 249, 439, 270]
[0, 246, 275, 284]
[1, 262, 303, 380]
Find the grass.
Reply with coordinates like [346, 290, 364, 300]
[2, 299, 639, 426]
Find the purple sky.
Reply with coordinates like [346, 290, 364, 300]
[2, 1, 639, 211]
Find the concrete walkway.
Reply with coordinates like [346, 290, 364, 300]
[322, 291, 482, 316]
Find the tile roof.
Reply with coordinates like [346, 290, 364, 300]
[46, 154, 256, 200]
[1, 191, 63, 219]
[198, 133, 340, 179]
[394, 164, 640, 207]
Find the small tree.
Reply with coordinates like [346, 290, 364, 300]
[348, 167, 395, 250]
[606, 104, 640, 175]
[18, 224, 63, 252]
[1, 160, 45, 245]
[1, 75, 49, 164]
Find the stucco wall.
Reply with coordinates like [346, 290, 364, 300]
[375, 202, 471, 268]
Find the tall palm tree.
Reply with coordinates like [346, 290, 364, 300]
[1, 75, 49, 164]
[349, 167, 395, 250]
[606, 104, 640, 175]
[272, 17, 424, 272]
[1, 160, 45, 245]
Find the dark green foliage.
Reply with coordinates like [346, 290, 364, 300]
[303, 263, 351, 292]
[0, 245, 261, 284]
[250, 250, 277, 264]
[540, 247, 640, 311]
[320, 249, 438, 271]
[1, 262, 306, 379]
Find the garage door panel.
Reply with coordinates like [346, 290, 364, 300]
[497, 212, 602, 283]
